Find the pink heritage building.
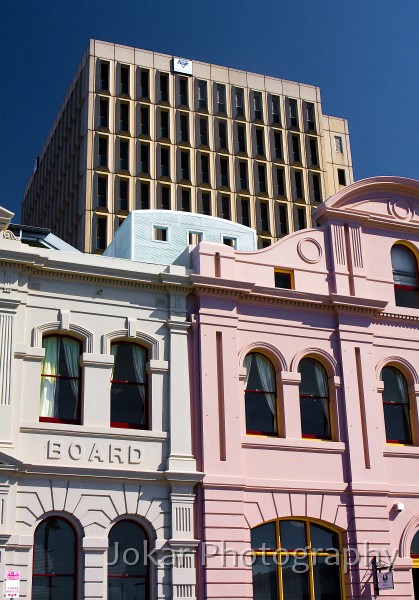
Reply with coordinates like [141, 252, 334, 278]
[191, 177, 419, 600]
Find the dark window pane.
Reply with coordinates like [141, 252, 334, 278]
[238, 125, 246, 152]
[310, 524, 339, 551]
[202, 193, 211, 215]
[179, 78, 188, 105]
[275, 272, 292, 289]
[245, 353, 277, 435]
[279, 520, 306, 551]
[111, 344, 146, 427]
[34, 518, 75, 575]
[338, 169, 346, 185]
[382, 366, 408, 404]
[108, 521, 147, 577]
[160, 73, 168, 101]
[32, 577, 75, 600]
[182, 190, 190, 212]
[313, 557, 342, 600]
[252, 557, 278, 600]
[140, 184, 149, 210]
[251, 522, 277, 550]
[282, 558, 310, 600]
[120, 65, 129, 94]
[140, 70, 149, 97]
[241, 198, 250, 226]
[299, 359, 330, 439]
[108, 579, 147, 600]
[411, 531, 419, 556]
[383, 403, 412, 443]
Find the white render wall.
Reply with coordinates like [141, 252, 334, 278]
[0, 229, 201, 599]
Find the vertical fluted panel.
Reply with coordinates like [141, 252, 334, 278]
[0, 315, 12, 405]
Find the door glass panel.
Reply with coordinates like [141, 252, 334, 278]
[252, 556, 278, 600]
[313, 556, 342, 600]
[279, 520, 306, 551]
[282, 557, 310, 600]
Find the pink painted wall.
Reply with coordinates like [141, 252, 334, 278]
[191, 177, 419, 599]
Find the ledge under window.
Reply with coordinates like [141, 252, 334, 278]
[241, 436, 345, 454]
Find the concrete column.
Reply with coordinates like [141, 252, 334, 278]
[21, 347, 45, 425]
[169, 486, 198, 600]
[82, 537, 107, 600]
[166, 320, 196, 472]
[81, 354, 114, 428]
[279, 370, 302, 439]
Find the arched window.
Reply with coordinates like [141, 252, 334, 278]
[381, 366, 412, 444]
[108, 520, 149, 599]
[251, 518, 343, 600]
[244, 352, 277, 435]
[411, 531, 419, 598]
[391, 244, 419, 308]
[32, 516, 77, 599]
[111, 342, 147, 428]
[40, 335, 82, 424]
[298, 358, 331, 439]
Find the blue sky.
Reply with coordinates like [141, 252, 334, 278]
[1, 0, 419, 220]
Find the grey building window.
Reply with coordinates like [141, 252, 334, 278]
[253, 91, 263, 120]
[139, 106, 149, 135]
[258, 164, 266, 193]
[278, 204, 288, 235]
[140, 144, 149, 174]
[97, 175, 107, 207]
[179, 77, 188, 106]
[198, 80, 207, 109]
[237, 125, 246, 153]
[276, 167, 285, 196]
[140, 183, 149, 209]
[160, 146, 170, 177]
[218, 120, 228, 149]
[120, 103, 129, 132]
[180, 113, 189, 142]
[181, 189, 191, 212]
[99, 61, 109, 91]
[119, 178, 128, 211]
[239, 161, 248, 190]
[235, 88, 244, 117]
[161, 186, 170, 210]
[96, 216, 107, 250]
[241, 197, 250, 226]
[260, 201, 270, 232]
[274, 131, 282, 159]
[160, 110, 169, 139]
[98, 136, 108, 167]
[99, 99, 108, 128]
[201, 192, 211, 215]
[200, 118, 208, 146]
[312, 173, 322, 203]
[201, 154, 210, 184]
[180, 151, 190, 180]
[306, 103, 316, 131]
[140, 69, 149, 98]
[338, 169, 346, 185]
[160, 73, 169, 102]
[292, 135, 301, 163]
[294, 170, 304, 199]
[119, 139, 129, 171]
[220, 157, 229, 187]
[271, 95, 280, 124]
[120, 65, 130, 94]
[217, 84, 226, 113]
[221, 195, 230, 220]
[289, 98, 298, 128]
[256, 128, 264, 156]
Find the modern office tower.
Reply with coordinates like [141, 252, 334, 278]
[22, 39, 353, 252]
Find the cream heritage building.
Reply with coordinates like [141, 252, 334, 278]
[0, 206, 210, 600]
[22, 39, 353, 253]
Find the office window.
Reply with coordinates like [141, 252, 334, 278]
[255, 128, 264, 156]
[235, 87, 244, 117]
[161, 185, 170, 209]
[381, 366, 412, 444]
[218, 120, 228, 149]
[221, 195, 230, 220]
[97, 175, 107, 207]
[181, 188, 191, 212]
[237, 124, 246, 152]
[96, 216, 107, 249]
[244, 352, 277, 435]
[119, 139, 129, 171]
[241, 197, 250, 226]
[260, 201, 269, 231]
[99, 98, 108, 128]
[160, 72, 169, 102]
[261, 239, 271, 248]
[258, 164, 267, 193]
[139, 106, 149, 135]
[201, 153, 210, 184]
[140, 69, 149, 98]
[179, 77, 188, 105]
[189, 231, 203, 245]
[278, 204, 288, 236]
[217, 84, 226, 113]
[153, 225, 168, 241]
[120, 64, 130, 94]
[98, 136, 108, 167]
[271, 95, 280, 124]
[338, 169, 346, 185]
[306, 102, 316, 131]
[180, 151, 190, 180]
[309, 138, 318, 166]
[239, 161, 248, 190]
[292, 135, 301, 162]
[160, 110, 169, 139]
[299, 358, 331, 439]
[253, 91, 263, 120]
[276, 168, 285, 196]
[140, 183, 149, 209]
[275, 270, 293, 289]
[334, 135, 343, 153]
[201, 192, 211, 215]
[180, 113, 189, 142]
[251, 519, 342, 600]
[391, 244, 419, 308]
[119, 103, 129, 132]
[297, 207, 306, 230]
[99, 61, 109, 91]
[274, 131, 282, 159]
[199, 117, 208, 146]
[111, 342, 147, 428]
[119, 178, 129, 211]
[220, 157, 229, 187]
[312, 173, 322, 203]
[108, 521, 148, 597]
[289, 98, 298, 128]
[294, 170, 304, 199]
[40, 335, 82, 424]
[140, 144, 149, 174]
[198, 80, 207, 109]
[160, 146, 170, 177]
[33, 517, 77, 600]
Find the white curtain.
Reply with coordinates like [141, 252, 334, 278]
[391, 245, 417, 285]
[62, 338, 80, 419]
[110, 344, 118, 380]
[39, 338, 59, 418]
[132, 345, 147, 406]
[313, 361, 330, 429]
[395, 369, 408, 403]
[243, 354, 252, 389]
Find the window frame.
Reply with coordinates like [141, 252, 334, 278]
[110, 341, 149, 430]
[250, 517, 344, 600]
[391, 243, 419, 309]
[32, 516, 78, 600]
[107, 519, 150, 599]
[380, 365, 413, 445]
[40, 334, 82, 425]
[244, 351, 279, 436]
[298, 357, 332, 440]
